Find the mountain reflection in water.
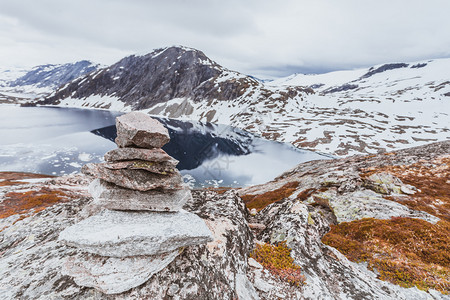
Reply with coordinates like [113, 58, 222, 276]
[92, 117, 330, 187]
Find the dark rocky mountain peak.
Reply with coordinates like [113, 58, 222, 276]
[42, 46, 262, 110]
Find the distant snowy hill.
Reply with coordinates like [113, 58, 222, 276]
[33, 48, 450, 156]
[0, 67, 28, 87]
[267, 59, 450, 155]
[0, 61, 100, 104]
[10, 60, 99, 89]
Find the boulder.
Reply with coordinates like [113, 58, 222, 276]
[62, 250, 180, 294]
[82, 163, 183, 191]
[115, 112, 170, 148]
[309, 189, 440, 224]
[58, 209, 213, 257]
[104, 147, 177, 164]
[364, 172, 403, 194]
[88, 179, 191, 211]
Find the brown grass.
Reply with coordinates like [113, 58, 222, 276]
[0, 172, 53, 187]
[251, 241, 306, 286]
[241, 182, 299, 211]
[0, 187, 70, 219]
[204, 187, 233, 195]
[322, 217, 450, 293]
[296, 188, 318, 201]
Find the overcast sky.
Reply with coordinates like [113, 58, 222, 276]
[0, 0, 449, 78]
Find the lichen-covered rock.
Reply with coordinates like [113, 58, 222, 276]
[235, 273, 260, 300]
[58, 209, 213, 257]
[88, 179, 191, 211]
[364, 172, 404, 194]
[308, 188, 439, 223]
[115, 112, 170, 148]
[81, 163, 183, 191]
[62, 250, 180, 294]
[104, 147, 177, 164]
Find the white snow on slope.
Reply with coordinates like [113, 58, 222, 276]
[270, 68, 366, 90]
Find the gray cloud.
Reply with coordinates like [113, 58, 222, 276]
[0, 0, 449, 78]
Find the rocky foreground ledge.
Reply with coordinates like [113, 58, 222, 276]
[0, 141, 449, 299]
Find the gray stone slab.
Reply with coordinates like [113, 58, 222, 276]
[62, 250, 180, 294]
[58, 209, 213, 257]
[82, 163, 183, 191]
[102, 160, 177, 175]
[115, 112, 170, 148]
[104, 148, 177, 165]
[89, 179, 191, 211]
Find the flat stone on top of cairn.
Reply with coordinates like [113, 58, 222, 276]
[115, 112, 170, 148]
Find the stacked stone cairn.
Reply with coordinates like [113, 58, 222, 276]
[58, 112, 213, 294]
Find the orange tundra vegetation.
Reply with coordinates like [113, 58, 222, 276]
[241, 181, 299, 211]
[322, 217, 450, 293]
[323, 155, 450, 293]
[251, 241, 306, 286]
[363, 155, 450, 221]
[0, 187, 70, 219]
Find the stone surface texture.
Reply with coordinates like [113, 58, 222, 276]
[304, 188, 440, 224]
[82, 163, 183, 191]
[104, 147, 177, 163]
[115, 112, 170, 148]
[59, 209, 214, 257]
[88, 179, 191, 212]
[103, 160, 177, 175]
[62, 250, 180, 294]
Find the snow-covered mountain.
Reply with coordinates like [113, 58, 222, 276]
[0, 61, 100, 104]
[40, 46, 310, 112]
[35, 47, 450, 156]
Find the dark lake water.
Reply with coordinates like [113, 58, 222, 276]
[0, 105, 330, 187]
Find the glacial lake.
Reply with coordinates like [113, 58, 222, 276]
[0, 105, 330, 187]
